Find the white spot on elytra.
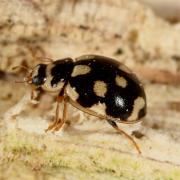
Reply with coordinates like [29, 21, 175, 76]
[93, 80, 107, 97]
[71, 65, 91, 77]
[115, 75, 127, 88]
[128, 97, 145, 121]
[66, 84, 79, 101]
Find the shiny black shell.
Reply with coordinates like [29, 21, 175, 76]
[67, 55, 146, 122]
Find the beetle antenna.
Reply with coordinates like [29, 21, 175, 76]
[12, 65, 31, 72]
[15, 77, 28, 83]
[12, 66, 32, 83]
[15, 80, 26, 83]
[36, 57, 54, 64]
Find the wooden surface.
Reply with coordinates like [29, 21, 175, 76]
[0, 0, 180, 179]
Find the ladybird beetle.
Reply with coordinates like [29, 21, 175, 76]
[17, 55, 147, 154]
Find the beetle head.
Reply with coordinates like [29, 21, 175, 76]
[14, 64, 47, 88]
[29, 64, 47, 88]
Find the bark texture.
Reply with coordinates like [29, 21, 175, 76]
[0, 0, 180, 179]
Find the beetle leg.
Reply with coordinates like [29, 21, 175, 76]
[31, 89, 37, 101]
[107, 120, 141, 154]
[30, 86, 39, 101]
[45, 96, 64, 132]
[53, 96, 68, 132]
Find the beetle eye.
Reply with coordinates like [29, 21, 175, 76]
[32, 76, 45, 86]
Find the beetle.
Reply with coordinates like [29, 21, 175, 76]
[16, 55, 147, 154]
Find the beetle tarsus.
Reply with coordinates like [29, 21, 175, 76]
[107, 119, 142, 154]
[45, 96, 68, 132]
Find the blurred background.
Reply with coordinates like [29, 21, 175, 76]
[139, 0, 180, 22]
[0, 0, 180, 179]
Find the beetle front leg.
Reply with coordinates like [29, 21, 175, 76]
[107, 120, 141, 154]
[45, 96, 64, 132]
[30, 86, 38, 101]
[52, 96, 68, 132]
